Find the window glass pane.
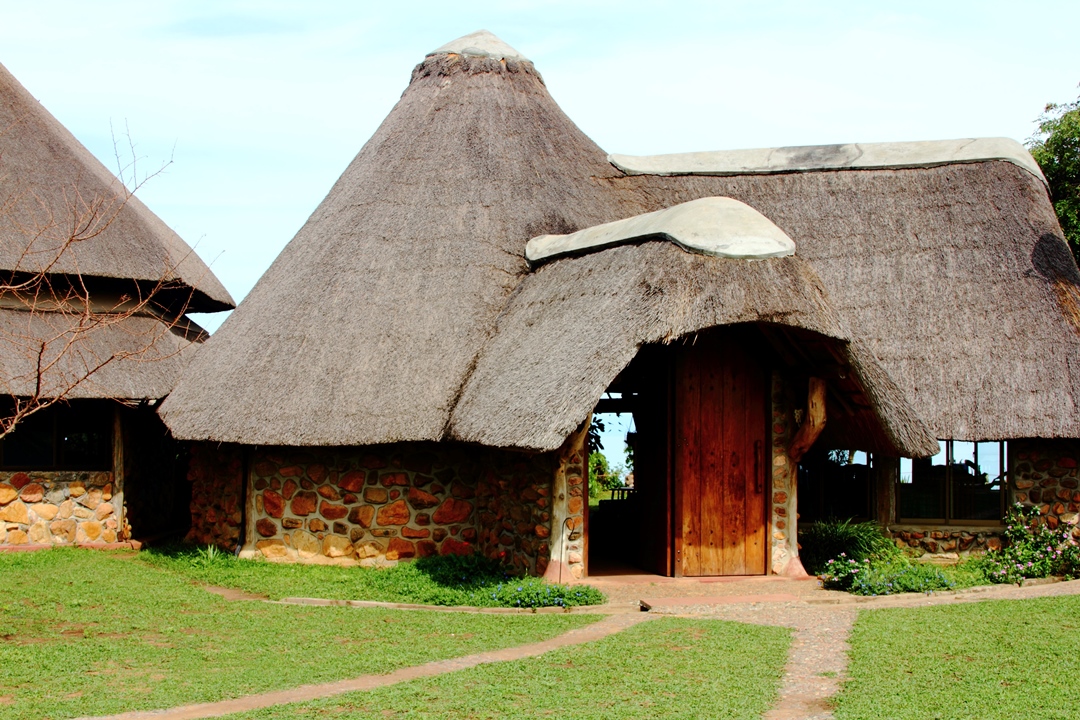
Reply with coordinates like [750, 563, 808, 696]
[901, 441, 946, 519]
[953, 441, 1004, 521]
[57, 405, 112, 469]
[1, 411, 54, 467]
[797, 448, 871, 522]
[899, 457, 913, 484]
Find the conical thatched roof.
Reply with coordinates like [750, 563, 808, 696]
[160, 33, 637, 445]
[161, 32, 936, 456]
[0, 61, 234, 313]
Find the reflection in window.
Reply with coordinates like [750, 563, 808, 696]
[798, 448, 872, 523]
[899, 441, 1005, 523]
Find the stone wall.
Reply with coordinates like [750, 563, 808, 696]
[185, 443, 244, 549]
[0, 470, 121, 545]
[1010, 439, 1080, 538]
[888, 527, 1001, 555]
[193, 442, 559, 574]
[770, 372, 800, 574]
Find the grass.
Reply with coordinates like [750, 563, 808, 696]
[140, 545, 606, 608]
[835, 595, 1080, 719]
[0, 549, 599, 720]
[217, 617, 792, 719]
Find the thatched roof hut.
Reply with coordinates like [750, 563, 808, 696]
[0, 60, 234, 401]
[0, 61, 234, 314]
[160, 31, 938, 457]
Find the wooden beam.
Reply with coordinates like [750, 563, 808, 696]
[788, 377, 827, 462]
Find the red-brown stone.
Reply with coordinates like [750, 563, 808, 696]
[256, 518, 278, 537]
[308, 464, 328, 484]
[279, 465, 303, 477]
[535, 524, 550, 539]
[263, 490, 285, 518]
[567, 496, 583, 515]
[387, 537, 416, 559]
[317, 485, 341, 501]
[348, 505, 375, 528]
[9, 472, 30, 490]
[381, 472, 409, 487]
[413, 474, 434, 487]
[253, 461, 277, 478]
[433, 498, 473, 524]
[1060, 457, 1078, 469]
[520, 487, 539, 502]
[339, 471, 366, 493]
[300, 478, 315, 490]
[20, 483, 44, 503]
[254, 478, 268, 491]
[282, 517, 303, 529]
[390, 489, 400, 500]
[309, 518, 327, 532]
[270, 478, 281, 490]
[343, 493, 358, 504]
[402, 526, 430, 539]
[282, 479, 298, 500]
[320, 502, 348, 520]
[416, 541, 438, 557]
[364, 488, 388, 504]
[376, 500, 410, 525]
[440, 538, 473, 556]
[433, 528, 447, 542]
[291, 491, 318, 516]
[450, 481, 475, 499]
[415, 513, 430, 526]
[773, 492, 788, 504]
[407, 487, 439, 509]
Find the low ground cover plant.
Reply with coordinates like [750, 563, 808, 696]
[217, 617, 792, 720]
[0, 549, 597, 720]
[143, 545, 606, 608]
[799, 517, 901, 576]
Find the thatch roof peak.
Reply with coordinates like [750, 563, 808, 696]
[428, 30, 528, 62]
[0, 61, 234, 313]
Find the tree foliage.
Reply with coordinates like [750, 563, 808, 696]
[1028, 90, 1080, 263]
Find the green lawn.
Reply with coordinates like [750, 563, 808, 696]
[835, 595, 1080, 719]
[219, 617, 792, 719]
[0, 549, 599, 720]
[140, 545, 605, 608]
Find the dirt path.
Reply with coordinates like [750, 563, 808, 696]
[72, 613, 652, 720]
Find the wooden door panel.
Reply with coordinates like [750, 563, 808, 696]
[676, 330, 767, 576]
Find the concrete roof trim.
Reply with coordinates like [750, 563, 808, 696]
[609, 137, 1047, 185]
[525, 196, 796, 264]
[428, 30, 528, 61]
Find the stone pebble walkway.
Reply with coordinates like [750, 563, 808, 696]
[75, 577, 1080, 720]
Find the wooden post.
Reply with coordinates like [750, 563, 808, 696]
[788, 377, 827, 462]
[875, 456, 898, 526]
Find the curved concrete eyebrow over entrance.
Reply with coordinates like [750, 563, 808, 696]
[525, 197, 796, 264]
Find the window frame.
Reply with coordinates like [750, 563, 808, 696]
[0, 401, 115, 471]
[896, 440, 1008, 526]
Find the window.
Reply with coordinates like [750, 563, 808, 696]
[898, 441, 1006, 524]
[0, 402, 113, 470]
[798, 449, 874, 523]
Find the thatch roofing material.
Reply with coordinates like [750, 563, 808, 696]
[451, 242, 938, 456]
[160, 49, 639, 445]
[0, 61, 234, 313]
[525, 197, 796, 263]
[606, 161, 1080, 441]
[0, 307, 196, 400]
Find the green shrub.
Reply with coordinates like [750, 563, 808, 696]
[981, 503, 1080, 584]
[798, 517, 900, 575]
[822, 557, 957, 595]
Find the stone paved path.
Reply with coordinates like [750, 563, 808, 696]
[72, 613, 651, 720]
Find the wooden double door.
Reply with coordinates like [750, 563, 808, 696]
[634, 328, 769, 577]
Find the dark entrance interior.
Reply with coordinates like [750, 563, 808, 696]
[121, 405, 192, 542]
[587, 325, 770, 577]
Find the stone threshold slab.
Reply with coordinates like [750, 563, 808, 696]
[0, 540, 141, 552]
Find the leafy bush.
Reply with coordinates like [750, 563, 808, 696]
[981, 503, 1080, 584]
[798, 517, 900, 575]
[822, 556, 957, 595]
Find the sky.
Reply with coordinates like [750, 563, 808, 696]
[2, 1, 1078, 459]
